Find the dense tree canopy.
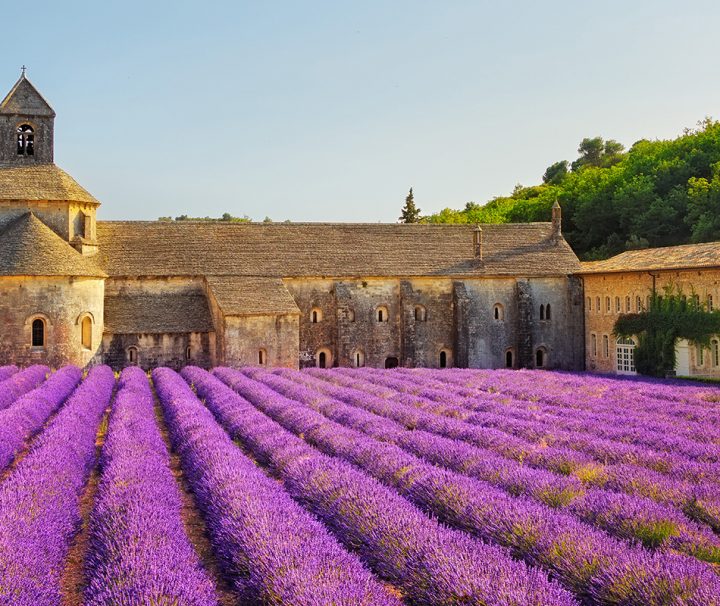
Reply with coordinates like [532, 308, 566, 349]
[424, 119, 720, 260]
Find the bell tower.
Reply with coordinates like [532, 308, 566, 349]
[0, 68, 55, 167]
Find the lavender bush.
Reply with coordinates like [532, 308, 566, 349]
[0, 366, 114, 606]
[0, 364, 49, 410]
[84, 367, 218, 606]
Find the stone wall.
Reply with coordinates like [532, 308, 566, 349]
[223, 314, 299, 369]
[583, 269, 720, 377]
[0, 275, 104, 367]
[100, 331, 213, 370]
[285, 275, 583, 371]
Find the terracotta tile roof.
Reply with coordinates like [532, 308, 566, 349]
[579, 241, 720, 274]
[0, 212, 106, 277]
[104, 293, 214, 334]
[96, 222, 580, 278]
[0, 164, 99, 204]
[206, 276, 300, 316]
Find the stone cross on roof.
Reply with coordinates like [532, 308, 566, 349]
[20, 65, 26, 77]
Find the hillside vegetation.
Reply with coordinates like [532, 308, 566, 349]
[423, 119, 720, 260]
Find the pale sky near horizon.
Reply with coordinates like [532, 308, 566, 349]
[2, 1, 719, 222]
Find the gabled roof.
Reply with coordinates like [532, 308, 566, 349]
[96, 221, 581, 278]
[579, 241, 720, 274]
[0, 164, 99, 204]
[0, 212, 106, 277]
[206, 276, 300, 316]
[104, 293, 214, 333]
[0, 75, 55, 117]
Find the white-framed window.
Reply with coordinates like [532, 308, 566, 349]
[616, 337, 636, 374]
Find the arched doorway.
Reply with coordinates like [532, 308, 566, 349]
[439, 350, 447, 368]
[385, 357, 399, 369]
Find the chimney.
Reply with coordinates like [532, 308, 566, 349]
[551, 200, 562, 242]
[473, 225, 483, 260]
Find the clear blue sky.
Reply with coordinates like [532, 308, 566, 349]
[2, 1, 719, 222]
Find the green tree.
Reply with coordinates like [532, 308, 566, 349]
[399, 187, 421, 223]
[543, 161, 569, 184]
[686, 164, 720, 242]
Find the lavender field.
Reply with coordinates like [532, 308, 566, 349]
[0, 365, 719, 605]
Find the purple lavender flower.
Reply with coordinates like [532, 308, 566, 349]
[84, 367, 218, 606]
[0, 366, 115, 606]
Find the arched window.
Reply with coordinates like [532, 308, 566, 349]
[127, 347, 138, 365]
[352, 349, 365, 368]
[615, 297, 621, 313]
[81, 316, 92, 349]
[697, 344, 705, 366]
[605, 296, 611, 313]
[545, 304, 551, 321]
[539, 304, 545, 320]
[31, 318, 45, 348]
[603, 334, 609, 358]
[591, 333, 597, 357]
[186, 345, 192, 361]
[616, 337, 636, 374]
[535, 348, 546, 368]
[595, 297, 600, 313]
[636, 296, 642, 312]
[505, 349, 514, 368]
[258, 348, 267, 365]
[384, 357, 399, 369]
[439, 349, 451, 368]
[311, 308, 322, 323]
[625, 296, 631, 312]
[708, 295, 714, 311]
[587, 296, 592, 311]
[347, 309, 355, 322]
[712, 339, 719, 367]
[493, 304, 504, 321]
[414, 305, 427, 322]
[16, 124, 34, 156]
[377, 306, 389, 323]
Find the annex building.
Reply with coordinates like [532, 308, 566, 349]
[0, 74, 717, 377]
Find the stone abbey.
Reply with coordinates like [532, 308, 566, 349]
[1, 74, 718, 377]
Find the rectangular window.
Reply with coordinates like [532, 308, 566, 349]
[615, 297, 621, 313]
[713, 340, 719, 367]
[603, 335, 609, 358]
[625, 296, 631, 312]
[605, 296, 611, 312]
[636, 296, 642, 312]
[698, 345, 705, 366]
[587, 296, 592, 311]
[591, 334, 597, 357]
[596, 296, 600, 313]
[708, 294, 714, 311]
